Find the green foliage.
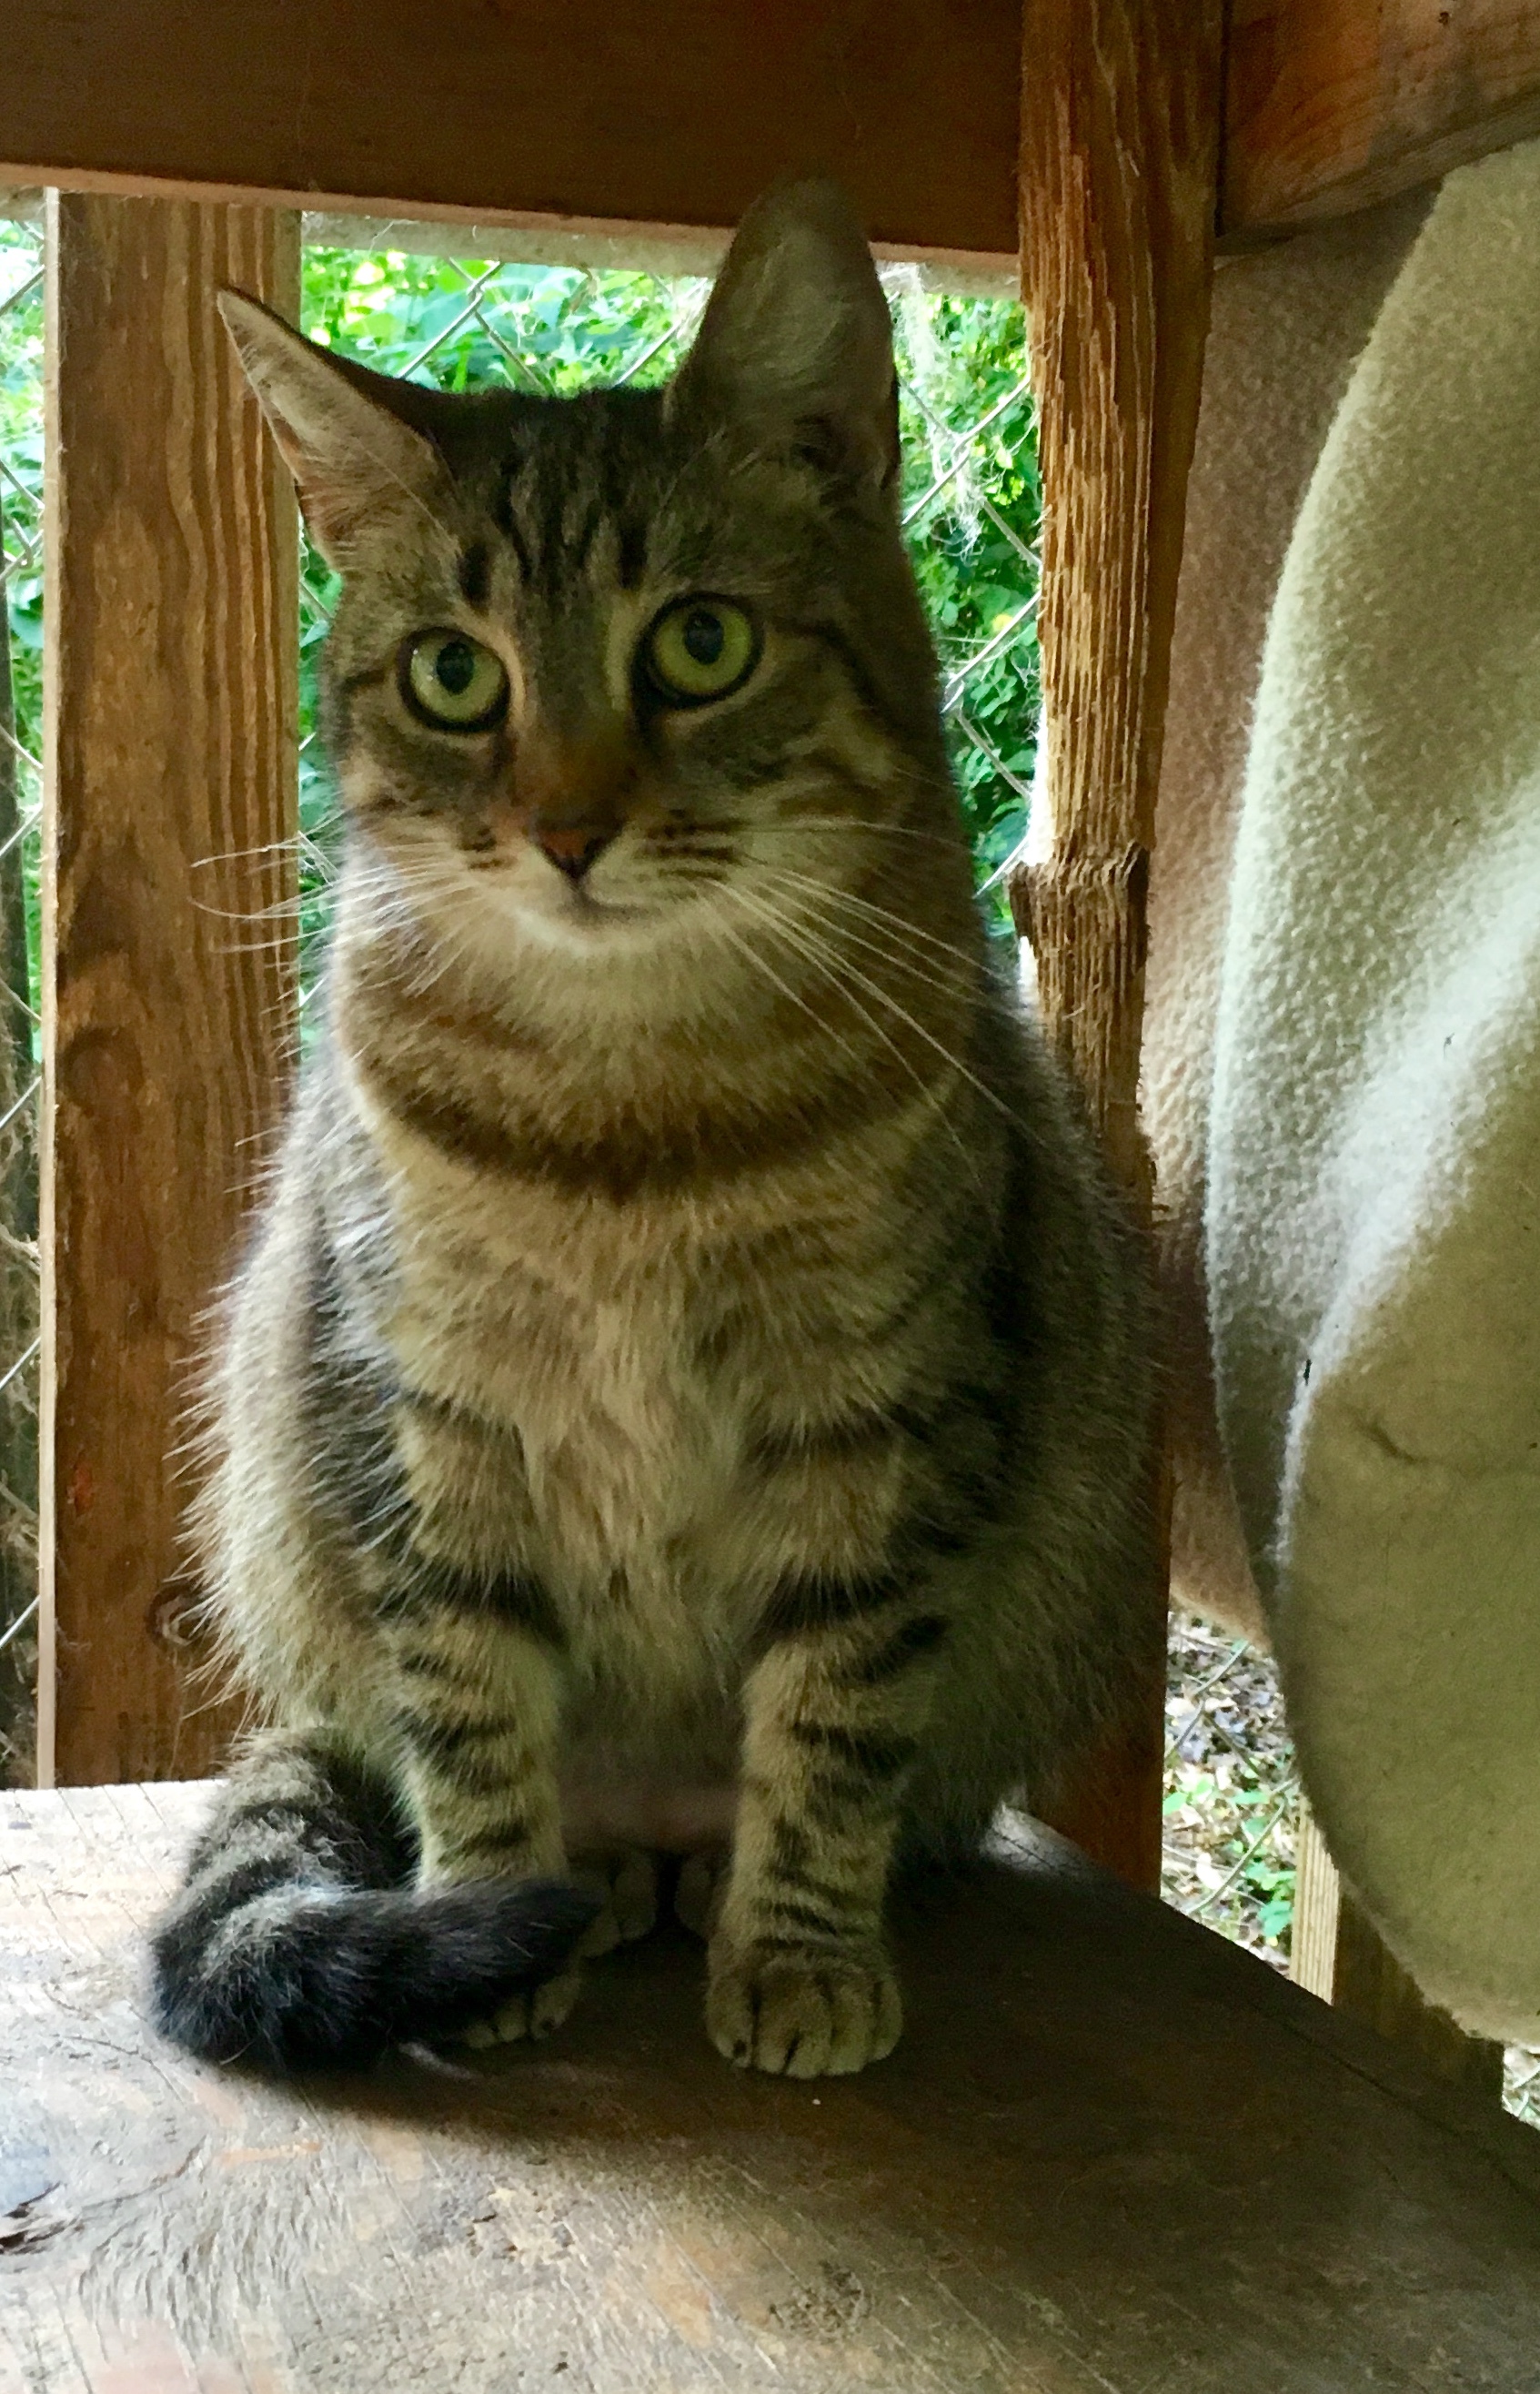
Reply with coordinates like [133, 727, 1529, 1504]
[0, 218, 45, 1022]
[1163, 1762, 1297, 1955]
[0, 222, 45, 773]
[890, 280, 1039, 894]
[302, 249, 688, 396]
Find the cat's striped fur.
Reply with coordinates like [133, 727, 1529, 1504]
[151, 184, 1157, 2077]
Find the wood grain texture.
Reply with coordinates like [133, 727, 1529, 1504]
[39, 198, 299, 1788]
[1225, 0, 1540, 237]
[1293, 1806, 1505, 2102]
[0, 0, 1021, 268]
[5, 1783, 1539, 2390]
[1289, 1798, 1343, 2000]
[1012, 0, 1224, 1889]
[6, 0, 1539, 268]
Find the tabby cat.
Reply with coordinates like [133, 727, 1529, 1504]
[151, 182, 1156, 2079]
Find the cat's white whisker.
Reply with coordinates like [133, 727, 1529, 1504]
[756, 813, 973, 854]
[710, 893, 876, 1080]
[750, 865, 980, 991]
[752, 860, 991, 973]
[720, 880, 981, 1184]
[741, 881, 1021, 1137]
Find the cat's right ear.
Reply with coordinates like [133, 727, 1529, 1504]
[670, 181, 899, 496]
[218, 291, 448, 568]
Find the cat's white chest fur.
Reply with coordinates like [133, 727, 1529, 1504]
[380, 1136, 747, 1615]
[513, 1264, 736, 1586]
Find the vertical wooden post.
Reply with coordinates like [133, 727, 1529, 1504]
[1293, 1808, 1505, 2099]
[39, 197, 299, 1786]
[1012, 1, 1224, 1886]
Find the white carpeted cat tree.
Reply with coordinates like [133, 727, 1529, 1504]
[1148, 135, 1540, 2046]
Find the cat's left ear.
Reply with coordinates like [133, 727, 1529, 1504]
[672, 181, 899, 495]
[218, 291, 451, 568]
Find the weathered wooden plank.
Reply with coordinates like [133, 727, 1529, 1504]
[1224, 0, 1540, 237]
[5, 1783, 1539, 2391]
[1012, 0, 1224, 1889]
[1292, 1805, 1505, 2102]
[0, 0, 1021, 270]
[38, 198, 299, 1787]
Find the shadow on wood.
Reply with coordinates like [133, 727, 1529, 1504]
[4, 1784, 1538, 2389]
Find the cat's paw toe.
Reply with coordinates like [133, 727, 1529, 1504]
[461, 1962, 586, 2047]
[705, 1942, 902, 2077]
[571, 1849, 658, 1956]
[674, 1850, 728, 1940]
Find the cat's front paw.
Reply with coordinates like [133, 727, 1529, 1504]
[459, 1962, 585, 2048]
[705, 1938, 902, 2077]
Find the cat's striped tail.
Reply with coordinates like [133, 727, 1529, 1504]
[149, 1735, 598, 2072]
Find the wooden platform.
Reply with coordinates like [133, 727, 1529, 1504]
[4, 1786, 1539, 2390]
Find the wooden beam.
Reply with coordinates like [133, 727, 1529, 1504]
[6, 0, 1540, 267]
[1224, 0, 1540, 238]
[1012, 0, 1224, 1890]
[1293, 1809, 1505, 2102]
[0, 0, 1020, 271]
[38, 197, 299, 1787]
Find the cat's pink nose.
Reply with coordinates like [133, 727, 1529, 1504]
[532, 821, 615, 883]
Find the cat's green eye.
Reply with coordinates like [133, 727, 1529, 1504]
[401, 630, 509, 731]
[642, 598, 759, 707]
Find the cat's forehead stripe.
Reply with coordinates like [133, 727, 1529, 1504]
[458, 541, 490, 608]
[492, 475, 534, 582]
[568, 497, 605, 578]
[617, 520, 648, 590]
[470, 394, 664, 595]
[493, 456, 587, 597]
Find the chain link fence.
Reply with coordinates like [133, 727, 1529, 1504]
[0, 198, 43, 1784]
